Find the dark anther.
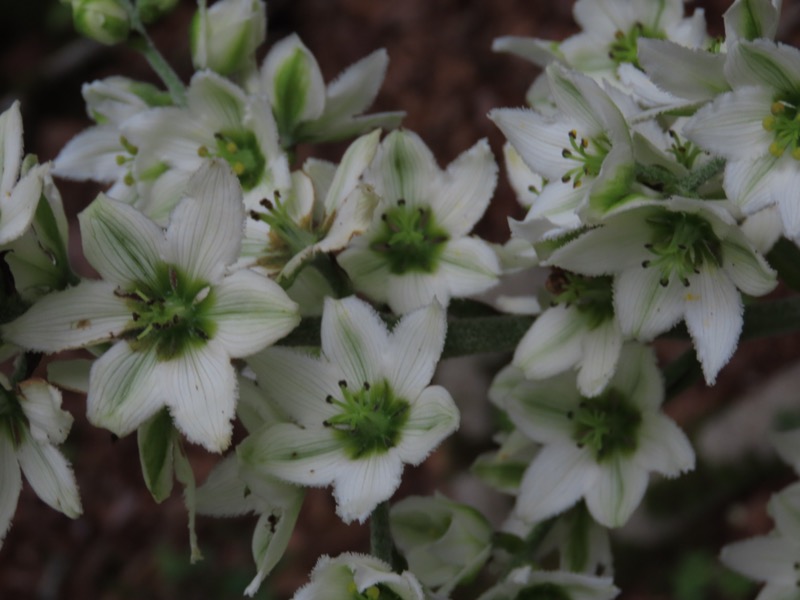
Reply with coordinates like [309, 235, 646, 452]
[338, 380, 347, 388]
[363, 382, 370, 390]
[325, 395, 334, 403]
[398, 198, 406, 206]
[259, 198, 274, 210]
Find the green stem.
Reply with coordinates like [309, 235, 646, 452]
[370, 501, 394, 566]
[677, 156, 726, 194]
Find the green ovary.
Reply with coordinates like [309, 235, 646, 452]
[548, 269, 614, 328]
[124, 264, 216, 361]
[369, 201, 449, 274]
[571, 388, 642, 463]
[198, 129, 265, 190]
[608, 22, 664, 69]
[643, 211, 722, 287]
[763, 100, 800, 159]
[326, 379, 410, 460]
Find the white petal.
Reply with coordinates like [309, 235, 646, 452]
[323, 129, 381, 214]
[513, 305, 586, 380]
[87, 342, 166, 438]
[367, 130, 436, 205]
[638, 39, 728, 102]
[720, 536, 797, 584]
[79, 194, 166, 288]
[166, 160, 244, 283]
[322, 48, 389, 117]
[386, 272, 447, 315]
[721, 236, 777, 296]
[0, 433, 21, 548]
[725, 156, 781, 215]
[195, 455, 261, 517]
[165, 343, 237, 452]
[577, 319, 623, 397]
[187, 71, 247, 132]
[774, 165, 800, 239]
[207, 269, 299, 357]
[614, 267, 685, 340]
[434, 139, 497, 238]
[724, 0, 779, 42]
[634, 412, 695, 477]
[17, 379, 72, 445]
[726, 40, 800, 93]
[336, 244, 391, 302]
[2, 280, 131, 353]
[321, 296, 388, 386]
[246, 347, 340, 425]
[0, 101, 23, 197]
[53, 126, 126, 182]
[0, 163, 45, 245]
[585, 457, 648, 528]
[611, 343, 664, 409]
[502, 373, 580, 445]
[17, 432, 82, 518]
[395, 385, 459, 466]
[333, 453, 404, 523]
[438, 238, 501, 298]
[769, 482, 800, 539]
[683, 87, 774, 159]
[386, 302, 445, 400]
[684, 267, 743, 385]
[516, 442, 597, 523]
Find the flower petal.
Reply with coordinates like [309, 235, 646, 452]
[324, 49, 390, 118]
[634, 412, 695, 477]
[0, 433, 21, 548]
[585, 457, 648, 528]
[164, 342, 237, 452]
[513, 305, 585, 381]
[726, 40, 800, 95]
[437, 238, 501, 298]
[577, 319, 623, 397]
[322, 129, 381, 214]
[724, 156, 780, 215]
[17, 379, 72, 445]
[639, 39, 729, 102]
[333, 453, 404, 523]
[614, 267, 685, 340]
[53, 126, 126, 182]
[0, 163, 46, 245]
[367, 130, 437, 205]
[395, 385, 459, 466]
[207, 269, 299, 357]
[502, 373, 579, 445]
[386, 302, 446, 400]
[17, 431, 82, 518]
[721, 236, 777, 296]
[720, 536, 796, 584]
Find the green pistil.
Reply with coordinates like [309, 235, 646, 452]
[642, 211, 722, 287]
[121, 264, 216, 361]
[570, 388, 641, 463]
[762, 100, 800, 160]
[667, 129, 703, 170]
[197, 129, 266, 190]
[547, 269, 614, 328]
[560, 131, 610, 189]
[370, 200, 449, 274]
[250, 190, 318, 270]
[324, 379, 410, 460]
[608, 22, 664, 69]
[517, 583, 572, 600]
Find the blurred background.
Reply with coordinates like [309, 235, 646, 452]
[3, 1, 800, 598]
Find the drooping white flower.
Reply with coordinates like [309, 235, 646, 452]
[238, 296, 459, 523]
[546, 197, 777, 384]
[0, 378, 82, 550]
[261, 34, 404, 147]
[493, 344, 694, 528]
[292, 553, 425, 600]
[2, 161, 300, 452]
[337, 129, 500, 314]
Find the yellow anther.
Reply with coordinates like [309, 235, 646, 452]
[771, 101, 786, 115]
[366, 586, 381, 599]
[226, 141, 238, 153]
[769, 141, 786, 157]
[581, 138, 589, 148]
[763, 115, 777, 131]
[573, 179, 583, 189]
[347, 582, 358, 593]
[569, 129, 578, 139]
[198, 146, 210, 157]
[614, 30, 624, 39]
[116, 154, 127, 166]
[124, 173, 135, 186]
[233, 162, 246, 175]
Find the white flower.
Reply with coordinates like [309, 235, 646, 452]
[546, 197, 777, 384]
[1, 378, 82, 549]
[477, 566, 619, 600]
[684, 39, 800, 241]
[493, 344, 694, 528]
[238, 296, 459, 523]
[261, 34, 404, 147]
[2, 161, 300, 452]
[292, 553, 425, 600]
[337, 130, 500, 314]
[0, 101, 48, 245]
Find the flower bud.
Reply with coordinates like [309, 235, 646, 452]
[390, 494, 493, 596]
[190, 0, 266, 76]
[71, 0, 131, 45]
[136, 0, 180, 24]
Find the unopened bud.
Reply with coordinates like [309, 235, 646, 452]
[136, 0, 179, 24]
[71, 0, 131, 45]
[190, 0, 266, 76]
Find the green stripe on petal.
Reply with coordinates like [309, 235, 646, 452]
[727, 40, 800, 95]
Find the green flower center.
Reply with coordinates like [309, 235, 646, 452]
[517, 583, 572, 600]
[547, 268, 614, 328]
[198, 129, 266, 190]
[642, 211, 722, 287]
[121, 264, 216, 361]
[324, 379, 410, 460]
[560, 131, 611, 189]
[762, 99, 800, 160]
[570, 388, 642, 462]
[249, 190, 318, 272]
[608, 22, 665, 69]
[369, 200, 450, 274]
[667, 129, 703, 170]
[347, 581, 403, 600]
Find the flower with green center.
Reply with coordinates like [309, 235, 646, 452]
[2, 161, 300, 452]
[290, 553, 424, 600]
[684, 39, 800, 241]
[338, 129, 500, 314]
[238, 296, 459, 523]
[122, 70, 290, 223]
[0, 378, 82, 550]
[545, 197, 777, 384]
[476, 566, 618, 600]
[512, 270, 622, 397]
[491, 343, 694, 527]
